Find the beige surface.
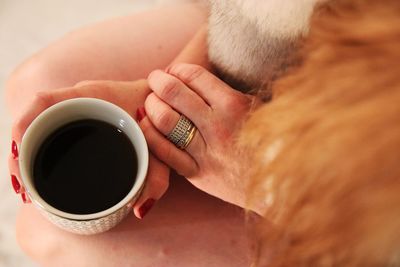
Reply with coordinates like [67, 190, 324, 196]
[0, 1, 161, 266]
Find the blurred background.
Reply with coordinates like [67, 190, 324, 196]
[0, 0, 181, 266]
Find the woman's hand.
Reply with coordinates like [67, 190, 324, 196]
[139, 64, 258, 211]
[9, 80, 169, 219]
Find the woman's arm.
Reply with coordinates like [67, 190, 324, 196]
[169, 25, 211, 70]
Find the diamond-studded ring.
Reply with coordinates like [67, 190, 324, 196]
[167, 115, 197, 150]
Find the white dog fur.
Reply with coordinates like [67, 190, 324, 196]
[208, 0, 320, 92]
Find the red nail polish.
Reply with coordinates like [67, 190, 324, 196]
[21, 192, 29, 203]
[11, 175, 21, 194]
[138, 198, 156, 219]
[136, 107, 146, 122]
[11, 140, 18, 159]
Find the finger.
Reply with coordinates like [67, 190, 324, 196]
[74, 80, 111, 87]
[145, 93, 180, 134]
[11, 87, 84, 142]
[132, 154, 169, 219]
[75, 80, 144, 87]
[12, 92, 53, 142]
[74, 80, 151, 118]
[166, 63, 251, 111]
[144, 93, 206, 157]
[8, 154, 25, 194]
[9, 153, 30, 203]
[147, 69, 212, 129]
[139, 116, 198, 177]
[9, 140, 30, 203]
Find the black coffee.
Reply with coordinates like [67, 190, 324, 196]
[33, 119, 137, 214]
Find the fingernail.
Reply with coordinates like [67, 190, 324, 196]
[11, 140, 18, 159]
[21, 192, 30, 203]
[138, 198, 156, 219]
[11, 175, 21, 194]
[136, 107, 146, 122]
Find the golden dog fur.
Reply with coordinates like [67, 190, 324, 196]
[241, 0, 400, 266]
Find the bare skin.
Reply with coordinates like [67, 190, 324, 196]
[17, 177, 250, 267]
[6, 4, 250, 267]
[5, 4, 207, 117]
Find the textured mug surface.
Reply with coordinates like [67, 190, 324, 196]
[19, 98, 148, 235]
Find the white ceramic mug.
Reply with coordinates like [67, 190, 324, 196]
[19, 98, 148, 235]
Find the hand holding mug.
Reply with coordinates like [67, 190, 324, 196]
[9, 80, 170, 234]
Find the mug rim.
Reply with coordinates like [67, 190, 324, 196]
[19, 98, 149, 221]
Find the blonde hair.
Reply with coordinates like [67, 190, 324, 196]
[242, 0, 400, 266]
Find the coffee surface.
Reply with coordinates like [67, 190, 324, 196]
[33, 119, 137, 214]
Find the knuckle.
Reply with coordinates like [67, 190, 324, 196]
[222, 95, 241, 111]
[160, 78, 180, 101]
[34, 91, 51, 104]
[154, 110, 174, 132]
[34, 91, 53, 111]
[222, 93, 251, 113]
[144, 92, 155, 108]
[177, 160, 198, 177]
[170, 64, 204, 83]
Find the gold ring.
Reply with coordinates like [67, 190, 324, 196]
[180, 125, 196, 150]
[167, 115, 197, 150]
